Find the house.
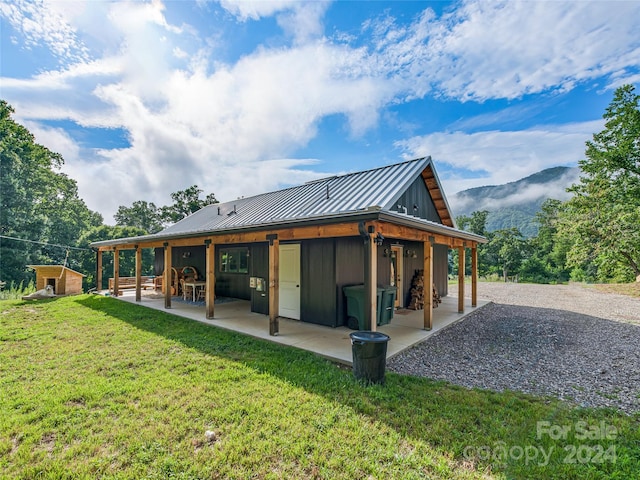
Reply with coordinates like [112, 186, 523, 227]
[91, 157, 486, 335]
[28, 265, 85, 295]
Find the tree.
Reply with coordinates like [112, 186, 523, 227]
[76, 225, 154, 289]
[456, 210, 491, 277]
[0, 101, 102, 285]
[115, 186, 218, 232]
[115, 200, 163, 234]
[520, 199, 570, 283]
[487, 228, 529, 281]
[561, 84, 640, 281]
[159, 185, 218, 225]
[457, 210, 489, 237]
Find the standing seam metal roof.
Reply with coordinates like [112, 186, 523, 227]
[158, 157, 434, 237]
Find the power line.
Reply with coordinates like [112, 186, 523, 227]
[0, 235, 91, 251]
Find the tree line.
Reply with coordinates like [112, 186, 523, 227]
[456, 85, 640, 284]
[1, 84, 638, 290]
[0, 100, 217, 290]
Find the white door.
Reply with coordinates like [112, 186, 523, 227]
[279, 243, 301, 320]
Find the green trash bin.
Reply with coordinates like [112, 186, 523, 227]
[343, 285, 383, 330]
[379, 286, 397, 326]
[350, 331, 390, 384]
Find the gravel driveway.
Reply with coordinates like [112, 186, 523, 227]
[387, 283, 640, 414]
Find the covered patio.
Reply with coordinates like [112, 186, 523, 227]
[111, 288, 489, 364]
[91, 159, 488, 351]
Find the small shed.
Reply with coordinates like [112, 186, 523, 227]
[28, 265, 85, 296]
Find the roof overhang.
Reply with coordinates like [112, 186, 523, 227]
[27, 265, 86, 277]
[421, 162, 455, 228]
[90, 208, 486, 251]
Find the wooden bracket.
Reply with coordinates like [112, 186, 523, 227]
[266, 233, 278, 245]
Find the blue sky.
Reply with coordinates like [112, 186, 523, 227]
[2, 0, 639, 222]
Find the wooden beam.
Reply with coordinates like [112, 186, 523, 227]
[96, 250, 102, 291]
[458, 246, 465, 313]
[135, 246, 142, 302]
[372, 222, 468, 248]
[365, 233, 378, 332]
[113, 249, 119, 297]
[95, 219, 479, 253]
[96, 222, 365, 252]
[164, 244, 172, 309]
[421, 165, 454, 227]
[205, 241, 215, 319]
[471, 246, 478, 307]
[268, 237, 279, 335]
[423, 240, 433, 330]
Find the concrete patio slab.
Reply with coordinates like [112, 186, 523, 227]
[110, 290, 489, 365]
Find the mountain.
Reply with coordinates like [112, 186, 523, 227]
[449, 166, 581, 237]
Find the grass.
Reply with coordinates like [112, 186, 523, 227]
[0, 280, 35, 300]
[1, 296, 639, 479]
[592, 282, 640, 298]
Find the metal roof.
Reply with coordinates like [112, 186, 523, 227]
[91, 157, 483, 248]
[159, 157, 433, 236]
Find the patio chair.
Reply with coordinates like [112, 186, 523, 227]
[180, 279, 194, 301]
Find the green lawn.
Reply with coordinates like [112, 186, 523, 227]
[1, 296, 638, 479]
[593, 282, 640, 298]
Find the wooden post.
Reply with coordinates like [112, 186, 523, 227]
[471, 245, 478, 307]
[164, 243, 172, 309]
[458, 246, 465, 313]
[268, 236, 279, 335]
[369, 233, 378, 332]
[113, 248, 119, 297]
[205, 240, 215, 319]
[135, 246, 142, 302]
[423, 240, 433, 330]
[96, 250, 103, 291]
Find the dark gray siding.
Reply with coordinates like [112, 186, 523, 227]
[434, 244, 449, 297]
[154, 246, 206, 279]
[215, 243, 250, 300]
[380, 242, 449, 306]
[250, 243, 269, 314]
[335, 237, 365, 326]
[395, 241, 423, 307]
[301, 239, 337, 326]
[392, 176, 440, 222]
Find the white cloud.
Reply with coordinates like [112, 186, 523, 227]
[68, 40, 395, 218]
[396, 120, 603, 194]
[25, 121, 81, 165]
[372, 0, 640, 101]
[219, 0, 330, 45]
[218, 0, 302, 21]
[276, 1, 329, 45]
[0, 0, 90, 62]
[2, 0, 639, 222]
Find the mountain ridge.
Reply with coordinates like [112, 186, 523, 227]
[450, 166, 580, 237]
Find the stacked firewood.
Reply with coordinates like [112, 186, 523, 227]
[432, 282, 442, 307]
[408, 270, 442, 310]
[408, 270, 425, 310]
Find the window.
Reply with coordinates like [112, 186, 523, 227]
[220, 247, 249, 274]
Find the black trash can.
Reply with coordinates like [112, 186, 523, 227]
[349, 331, 390, 384]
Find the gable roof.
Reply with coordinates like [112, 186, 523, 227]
[160, 157, 454, 238]
[91, 157, 483, 248]
[28, 265, 86, 277]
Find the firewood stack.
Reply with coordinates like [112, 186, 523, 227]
[432, 282, 442, 307]
[408, 269, 442, 310]
[408, 270, 425, 310]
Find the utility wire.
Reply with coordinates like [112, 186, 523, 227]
[0, 235, 91, 251]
